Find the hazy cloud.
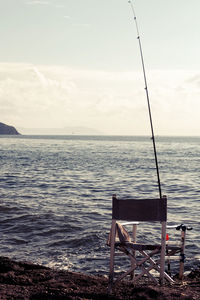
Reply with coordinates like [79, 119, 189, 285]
[64, 15, 72, 20]
[33, 67, 49, 87]
[0, 63, 200, 135]
[25, 0, 65, 8]
[26, 0, 51, 5]
[63, 15, 90, 28]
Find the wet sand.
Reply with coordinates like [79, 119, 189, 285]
[0, 256, 200, 299]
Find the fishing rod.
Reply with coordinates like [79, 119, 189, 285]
[128, 0, 162, 199]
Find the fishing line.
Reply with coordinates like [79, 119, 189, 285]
[128, 0, 162, 199]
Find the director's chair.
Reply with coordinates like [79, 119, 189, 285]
[108, 194, 177, 291]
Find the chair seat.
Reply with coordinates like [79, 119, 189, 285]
[166, 245, 181, 251]
[115, 242, 181, 252]
[115, 242, 161, 251]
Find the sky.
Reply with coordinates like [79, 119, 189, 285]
[0, 0, 200, 135]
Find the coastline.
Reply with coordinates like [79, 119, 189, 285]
[0, 257, 200, 299]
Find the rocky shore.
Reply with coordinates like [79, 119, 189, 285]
[0, 256, 200, 299]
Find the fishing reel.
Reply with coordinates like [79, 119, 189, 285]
[176, 224, 193, 232]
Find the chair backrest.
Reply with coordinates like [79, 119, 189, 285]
[112, 194, 167, 222]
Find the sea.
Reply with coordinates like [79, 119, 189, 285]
[0, 135, 199, 276]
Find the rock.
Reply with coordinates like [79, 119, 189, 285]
[0, 256, 200, 299]
[0, 122, 20, 135]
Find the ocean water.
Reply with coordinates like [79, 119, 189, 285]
[0, 135, 199, 275]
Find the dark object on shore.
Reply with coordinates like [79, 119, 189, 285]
[0, 122, 20, 135]
[0, 257, 200, 299]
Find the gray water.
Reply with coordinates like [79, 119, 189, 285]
[0, 135, 199, 275]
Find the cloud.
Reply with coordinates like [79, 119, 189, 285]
[25, 0, 65, 8]
[64, 15, 72, 20]
[33, 67, 49, 87]
[26, 0, 50, 5]
[0, 63, 200, 135]
[63, 15, 90, 28]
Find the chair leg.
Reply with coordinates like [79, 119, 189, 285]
[179, 229, 186, 280]
[108, 246, 115, 292]
[108, 220, 116, 292]
[130, 224, 137, 280]
[146, 253, 174, 283]
[160, 222, 166, 284]
[115, 249, 159, 284]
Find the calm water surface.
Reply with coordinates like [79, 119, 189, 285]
[0, 135, 199, 275]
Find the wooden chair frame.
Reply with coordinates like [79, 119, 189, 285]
[108, 194, 174, 290]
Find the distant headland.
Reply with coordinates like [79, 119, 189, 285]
[0, 122, 20, 135]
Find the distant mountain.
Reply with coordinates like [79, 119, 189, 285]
[19, 126, 103, 135]
[0, 122, 20, 135]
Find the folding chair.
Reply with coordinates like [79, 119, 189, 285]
[108, 194, 175, 291]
